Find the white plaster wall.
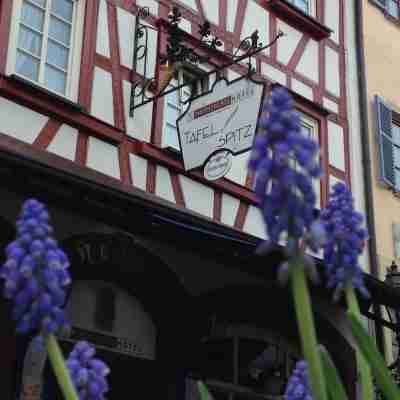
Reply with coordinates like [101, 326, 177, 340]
[226, 0, 239, 32]
[96, 0, 110, 57]
[261, 63, 286, 85]
[86, 136, 120, 179]
[179, 18, 192, 34]
[47, 124, 78, 161]
[129, 154, 148, 191]
[123, 80, 153, 142]
[241, 1, 269, 55]
[221, 194, 240, 227]
[177, 0, 197, 10]
[325, 0, 340, 43]
[155, 166, 175, 203]
[201, 0, 219, 25]
[323, 97, 339, 114]
[327, 120, 345, 171]
[296, 39, 319, 83]
[243, 205, 266, 239]
[291, 79, 313, 101]
[325, 47, 340, 97]
[277, 20, 302, 65]
[179, 175, 214, 218]
[117, 7, 135, 69]
[136, 20, 158, 79]
[0, 97, 47, 143]
[227, 69, 241, 81]
[136, 0, 159, 16]
[91, 67, 115, 126]
[225, 152, 250, 186]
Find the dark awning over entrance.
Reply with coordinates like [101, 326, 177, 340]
[0, 132, 398, 324]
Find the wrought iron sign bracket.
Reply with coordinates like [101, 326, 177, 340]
[129, 6, 284, 117]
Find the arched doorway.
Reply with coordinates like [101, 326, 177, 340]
[186, 284, 356, 399]
[14, 232, 194, 400]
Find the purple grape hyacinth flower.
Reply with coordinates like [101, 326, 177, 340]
[67, 341, 110, 400]
[320, 183, 369, 300]
[0, 199, 71, 337]
[284, 360, 313, 400]
[249, 87, 323, 254]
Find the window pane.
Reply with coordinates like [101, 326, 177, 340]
[16, 50, 39, 81]
[51, 0, 73, 22]
[395, 168, 400, 191]
[164, 124, 180, 149]
[394, 145, 400, 169]
[393, 123, 400, 146]
[382, 135, 395, 185]
[388, 0, 399, 18]
[47, 39, 69, 69]
[45, 64, 66, 93]
[18, 26, 42, 56]
[21, 1, 45, 31]
[49, 16, 71, 45]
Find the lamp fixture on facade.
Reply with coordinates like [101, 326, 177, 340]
[384, 261, 400, 385]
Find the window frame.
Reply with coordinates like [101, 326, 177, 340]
[162, 67, 209, 151]
[298, 112, 322, 209]
[6, 0, 86, 101]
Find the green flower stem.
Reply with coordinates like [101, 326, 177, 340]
[45, 334, 79, 400]
[345, 283, 373, 400]
[290, 258, 328, 400]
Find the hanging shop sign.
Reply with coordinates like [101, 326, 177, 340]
[177, 76, 265, 179]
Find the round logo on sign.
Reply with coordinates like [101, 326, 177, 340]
[204, 150, 232, 181]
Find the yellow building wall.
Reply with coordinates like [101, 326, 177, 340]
[363, 2, 400, 362]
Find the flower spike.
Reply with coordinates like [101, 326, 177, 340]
[321, 183, 369, 300]
[249, 87, 323, 253]
[67, 341, 110, 400]
[0, 199, 71, 337]
[284, 360, 313, 400]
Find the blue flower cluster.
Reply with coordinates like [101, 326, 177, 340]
[67, 341, 110, 400]
[249, 87, 322, 250]
[284, 360, 313, 400]
[0, 199, 71, 336]
[321, 183, 369, 299]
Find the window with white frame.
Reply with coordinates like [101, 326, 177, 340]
[298, 114, 321, 209]
[286, 0, 314, 15]
[163, 68, 208, 151]
[12, 0, 77, 96]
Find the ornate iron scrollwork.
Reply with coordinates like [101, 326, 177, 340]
[129, 6, 283, 117]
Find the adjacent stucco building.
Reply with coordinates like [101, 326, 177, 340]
[358, 0, 400, 366]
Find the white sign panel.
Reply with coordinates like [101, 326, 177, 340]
[177, 77, 265, 172]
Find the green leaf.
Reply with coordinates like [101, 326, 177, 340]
[319, 346, 349, 400]
[197, 381, 213, 400]
[348, 312, 400, 400]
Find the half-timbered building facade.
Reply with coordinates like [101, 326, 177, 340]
[0, 0, 380, 399]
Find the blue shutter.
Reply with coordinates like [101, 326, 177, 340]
[375, 96, 395, 187]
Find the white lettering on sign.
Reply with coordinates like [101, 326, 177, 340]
[177, 77, 264, 173]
